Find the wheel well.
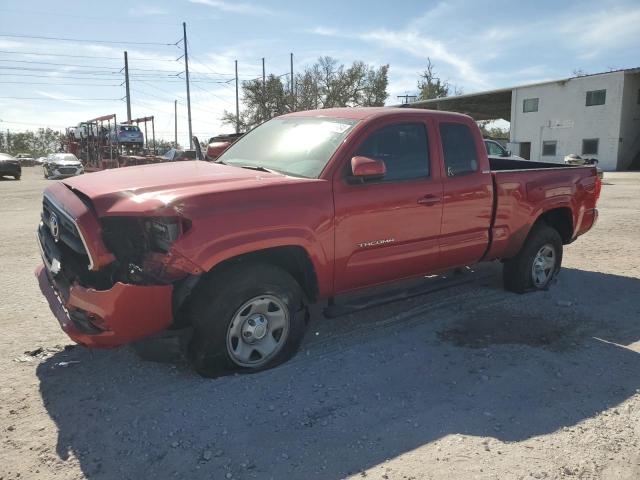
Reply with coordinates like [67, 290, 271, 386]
[208, 246, 319, 303]
[536, 208, 573, 244]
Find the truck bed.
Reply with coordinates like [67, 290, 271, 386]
[485, 161, 599, 261]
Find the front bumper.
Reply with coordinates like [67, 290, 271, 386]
[36, 265, 173, 348]
[35, 192, 174, 349]
[45, 165, 84, 179]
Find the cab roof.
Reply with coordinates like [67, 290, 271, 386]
[281, 106, 472, 121]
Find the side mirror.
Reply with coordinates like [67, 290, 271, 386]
[503, 149, 512, 157]
[351, 156, 386, 179]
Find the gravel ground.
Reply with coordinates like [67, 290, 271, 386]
[1, 168, 639, 480]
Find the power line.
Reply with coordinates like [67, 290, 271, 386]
[0, 71, 231, 84]
[0, 33, 179, 46]
[0, 49, 178, 62]
[0, 96, 122, 101]
[130, 86, 222, 116]
[0, 119, 68, 128]
[0, 80, 120, 86]
[0, 59, 184, 74]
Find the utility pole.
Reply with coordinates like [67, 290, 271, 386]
[124, 51, 131, 122]
[234, 59, 239, 134]
[262, 57, 266, 121]
[397, 94, 417, 105]
[174, 100, 178, 148]
[182, 22, 193, 148]
[290, 52, 294, 110]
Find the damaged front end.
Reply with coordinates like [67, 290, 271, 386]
[36, 183, 200, 348]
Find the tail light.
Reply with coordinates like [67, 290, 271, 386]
[594, 172, 602, 204]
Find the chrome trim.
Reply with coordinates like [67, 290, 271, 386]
[43, 192, 95, 270]
[36, 227, 61, 275]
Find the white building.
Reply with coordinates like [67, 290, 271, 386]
[405, 68, 640, 171]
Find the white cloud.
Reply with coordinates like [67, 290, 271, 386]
[558, 7, 640, 53]
[306, 25, 489, 90]
[129, 5, 169, 16]
[306, 26, 338, 36]
[188, 0, 274, 16]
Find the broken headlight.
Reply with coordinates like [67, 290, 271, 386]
[144, 217, 185, 253]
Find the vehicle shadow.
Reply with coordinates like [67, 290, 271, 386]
[36, 267, 640, 479]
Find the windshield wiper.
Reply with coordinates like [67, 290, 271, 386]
[238, 165, 280, 174]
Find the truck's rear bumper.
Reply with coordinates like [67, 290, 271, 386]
[35, 264, 173, 349]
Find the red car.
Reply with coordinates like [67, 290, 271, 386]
[36, 107, 600, 377]
[206, 133, 243, 160]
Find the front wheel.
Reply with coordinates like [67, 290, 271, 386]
[503, 224, 563, 293]
[187, 263, 308, 378]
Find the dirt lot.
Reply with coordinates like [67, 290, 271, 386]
[1, 167, 639, 480]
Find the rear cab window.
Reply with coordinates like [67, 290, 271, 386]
[354, 123, 430, 182]
[440, 123, 479, 177]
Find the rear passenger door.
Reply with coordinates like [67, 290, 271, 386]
[438, 121, 493, 267]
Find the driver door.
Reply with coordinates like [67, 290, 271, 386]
[332, 119, 444, 293]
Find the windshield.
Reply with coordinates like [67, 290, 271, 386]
[50, 154, 79, 162]
[120, 125, 140, 132]
[218, 116, 359, 178]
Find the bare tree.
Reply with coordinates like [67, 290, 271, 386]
[417, 58, 462, 100]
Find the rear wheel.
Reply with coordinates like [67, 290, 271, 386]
[13, 174, 20, 180]
[503, 224, 563, 293]
[187, 263, 308, 378]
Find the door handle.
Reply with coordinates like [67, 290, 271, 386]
[417, 194, 441, 206]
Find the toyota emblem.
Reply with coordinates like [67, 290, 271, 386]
[49, 212, 60, 242]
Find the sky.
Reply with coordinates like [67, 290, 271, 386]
[0, 0, 639, 147]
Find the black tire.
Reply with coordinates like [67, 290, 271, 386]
[187, 263, 307, 378]
[14, 175, 20, 180]
[503, 223, 563, 293]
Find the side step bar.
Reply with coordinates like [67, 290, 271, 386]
[323, 268, 484, 319]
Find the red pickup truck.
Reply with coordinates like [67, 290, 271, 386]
[36, 107, 600, 377]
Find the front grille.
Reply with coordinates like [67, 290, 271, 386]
[58, 167, 78, 175]
[42, 196, 89, 268]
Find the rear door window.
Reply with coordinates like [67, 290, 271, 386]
[440, 123, 478, 177]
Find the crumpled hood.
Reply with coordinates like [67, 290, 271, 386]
[62, 160, 302, 216]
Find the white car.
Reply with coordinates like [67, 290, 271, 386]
[43, 153, 84, 179]
[484, 139, 523, 161]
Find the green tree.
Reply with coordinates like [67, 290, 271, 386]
[417, 58, 462, 100]
[5, 128, 63, 157]
[148, 138, 176, 154]
[223, 57, 389, 131]
[477, 120, 509, 140]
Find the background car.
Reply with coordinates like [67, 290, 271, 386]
[206, 133, 244, 160]
[15, 153, 36, 167]
[161, 149, 197, 162]
[0, 153, 21, 180]
[108, 124, 144, 147]
[484, 139, 523, 160]
[43, 153, 84, 179]
[76, 122, 90, 140]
